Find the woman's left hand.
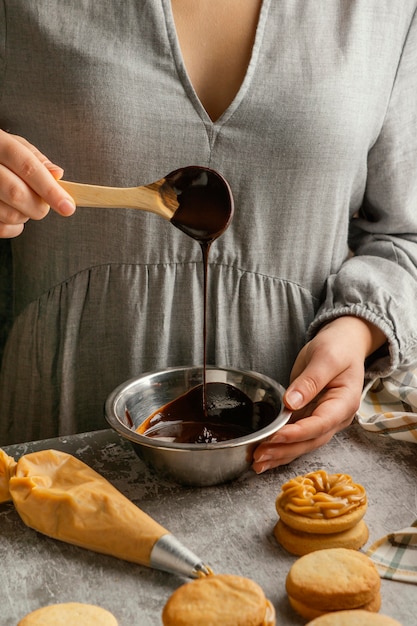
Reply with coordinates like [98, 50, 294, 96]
[252, 316, 386, 473]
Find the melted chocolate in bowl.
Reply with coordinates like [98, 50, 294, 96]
[136, 167, 277, 444]
[137, 382, 277, 443]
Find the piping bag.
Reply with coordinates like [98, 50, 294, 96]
[0, 448, 212, 579]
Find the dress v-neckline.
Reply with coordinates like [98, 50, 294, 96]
[161, 0, 271, 126]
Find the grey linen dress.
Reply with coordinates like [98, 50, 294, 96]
[1, 0, 417, 445]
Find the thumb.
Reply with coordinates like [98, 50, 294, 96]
[284, 367, 328, 411]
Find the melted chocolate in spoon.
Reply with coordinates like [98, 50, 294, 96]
[168, 166, 233, 242]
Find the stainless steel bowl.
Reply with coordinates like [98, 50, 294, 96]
[104, 365, 291, 487]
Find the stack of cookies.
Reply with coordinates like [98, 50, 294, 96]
[274, 469, 369, 555]
[286, 548, 381, 620]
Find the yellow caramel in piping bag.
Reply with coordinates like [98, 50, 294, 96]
[0, 448, 211, 578]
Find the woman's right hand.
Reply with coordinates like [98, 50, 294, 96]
[0, 130, 76, 238]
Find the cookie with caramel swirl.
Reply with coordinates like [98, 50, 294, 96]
[276, 470, 367, 534]
[274, 470, 368, 554]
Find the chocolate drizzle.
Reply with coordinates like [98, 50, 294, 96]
[169, 166, 233, 413]
[137, 167, 275, 443]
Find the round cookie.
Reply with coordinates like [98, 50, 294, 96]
[162, 574, 275, 626]
[306, 609, 403, 625]
[276, 470, 367, 534]
[274, 518, 369, 555]
[285, 548, 381, 612]
[289, 592, 381, 621]
[17, 602, 118, 625]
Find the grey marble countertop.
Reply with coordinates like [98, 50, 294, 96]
[1, 423, 416, 626]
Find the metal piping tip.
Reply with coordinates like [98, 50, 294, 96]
[150, 533, 212, 579]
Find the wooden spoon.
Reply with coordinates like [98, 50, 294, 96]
[59, 166, 234, 240]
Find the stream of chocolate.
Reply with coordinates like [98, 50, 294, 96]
[137, 167, 276, 443]
[169, 166, 233, 410]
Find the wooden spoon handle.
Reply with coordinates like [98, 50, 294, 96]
[58, 180, 174, 219]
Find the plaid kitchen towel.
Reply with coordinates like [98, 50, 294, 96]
[356, 369, 417, 442]
[366, 521, 417, 583]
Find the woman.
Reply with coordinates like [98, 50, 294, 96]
[0, 0, 416, 472]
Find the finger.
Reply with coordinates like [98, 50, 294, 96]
[284, 354, 349, 411]
[0, 196, 31, 225]
[13, 134, 65, 179]
[252, 430, 337, 473]
[0, 221, 25, 238]
[290, 387, 358, 437]
[252, 392, 357, 473]
[262, 407, 355, 447]
[0, 132, 75, 216]
[0, 165, 51, 220]
[285, 368, 333, 411]
[252, 413, 354, 473]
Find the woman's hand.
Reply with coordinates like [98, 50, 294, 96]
[0, 130, 76, 238]
[252, 316, 386, 473]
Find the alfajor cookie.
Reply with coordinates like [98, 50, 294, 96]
[306, 609, 403, 625]
[17, 602, 118, 625]
[162, 573, 275, 626]
[275, 469, 368, 554]
[286, 548, 381, 618]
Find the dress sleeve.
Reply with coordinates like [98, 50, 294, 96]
[309, 7, 417, 378]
